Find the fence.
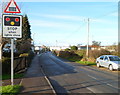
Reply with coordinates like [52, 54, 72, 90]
[2, 51, 35, 74]
[14, 57, 28, 73]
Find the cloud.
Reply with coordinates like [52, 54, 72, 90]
[41, 14, 86, 21]
[29, 13, 87, 21]
[91, 19, 110, 23]
[30, 13, 117, 25]
[110, 12, 118, 16]
[30, 19, 80, 29]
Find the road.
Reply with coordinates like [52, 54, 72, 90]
[38, 52, 119, 94]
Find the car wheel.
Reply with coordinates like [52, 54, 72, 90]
[109, 65, 113, 71]
[97, 62, 100, 67]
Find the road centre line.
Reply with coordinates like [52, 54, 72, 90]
[87, 74, 119, 90]
[87, 75, 97, 80]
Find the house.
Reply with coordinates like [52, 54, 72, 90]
[78, 46, 91, 50]
[49, 46, 70, 51]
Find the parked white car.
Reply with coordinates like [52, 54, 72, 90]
[96, 55, 120, 71]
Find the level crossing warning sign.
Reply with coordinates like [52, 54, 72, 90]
[2, 14, 22, 38]
[4, 0, 21, 13]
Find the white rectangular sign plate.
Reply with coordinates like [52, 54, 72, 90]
[2, 14, 22, 38]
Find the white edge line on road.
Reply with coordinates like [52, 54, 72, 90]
[41, 68, 57, 94]
[39, 53, 57, 95]
[19, 78, 23, 85]
[44, 76, 57, 94]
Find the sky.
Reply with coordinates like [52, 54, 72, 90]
[1, 1, 118, 46]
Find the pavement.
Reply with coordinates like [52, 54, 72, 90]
[2, 78, 21, 86]
[19, 55, 55, 94]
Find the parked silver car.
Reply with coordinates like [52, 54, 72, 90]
[96, 55, 120, 71]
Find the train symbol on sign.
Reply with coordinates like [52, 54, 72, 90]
[9, 7, 16, 12]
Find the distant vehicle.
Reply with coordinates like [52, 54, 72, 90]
[96, 55, 120, 71]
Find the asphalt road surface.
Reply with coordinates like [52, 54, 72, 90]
[38, 52, 119, 94]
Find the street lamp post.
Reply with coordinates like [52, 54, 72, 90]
[86, 18, 90, 61]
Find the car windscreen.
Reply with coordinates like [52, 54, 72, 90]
[109, 56, 120, 61]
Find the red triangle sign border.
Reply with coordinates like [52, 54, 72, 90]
[4, 0, 21, 13]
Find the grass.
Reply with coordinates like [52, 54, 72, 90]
[2, 73, 24, 80]
[63, 57, 96, 66]
[76, 61, 96, 66]
[0, 85, 21, 95]
[0, 74, 23, 94]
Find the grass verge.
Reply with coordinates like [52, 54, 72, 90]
[76, 61, 96, 66]
[63, 57, 96, 66]
[2, 73, 24, 80]
[0, 85, 21, 95]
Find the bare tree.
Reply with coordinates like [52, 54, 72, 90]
[92, 40, 101, 46]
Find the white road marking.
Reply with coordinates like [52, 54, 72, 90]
[87, 75, 97, 80]
[87, 74, 119, 90]
[106, 83, 119, 90]
[41, 67, 57, 95]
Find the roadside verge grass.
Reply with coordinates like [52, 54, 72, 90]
[0, 85, 21, 94]
[2, 73, 24, 80]
[63, 57, 96, 66]
[76, 61, 96, 66]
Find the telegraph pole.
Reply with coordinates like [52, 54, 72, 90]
[56, 40, 57, 47]
[86, 18, 90, 60]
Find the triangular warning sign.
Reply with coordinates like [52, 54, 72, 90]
[4, 0, 21, 13]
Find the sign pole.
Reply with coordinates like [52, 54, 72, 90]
[11, 38, 14, 86]
[2, 0, 22, 86]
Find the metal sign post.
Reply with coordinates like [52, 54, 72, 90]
[2, 0, 22, 86]
[11, 38, 14, 86]
[2, 15, 22, 85]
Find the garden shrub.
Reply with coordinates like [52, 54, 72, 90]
[89, 49, 111, 59]
[75, 50, 86, 57]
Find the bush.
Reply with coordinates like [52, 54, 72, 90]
[89, 49, 111, 59]
[81, 49, 111, 62]
[75, 50, 86, 57]
[58, 51, 81, 60]
[65, 48, 70, 51]
[52, 50, 58, 56]
[19, 53, 29, 57]
[1, 85, 21, 94]
[70, 46, 78, 50]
